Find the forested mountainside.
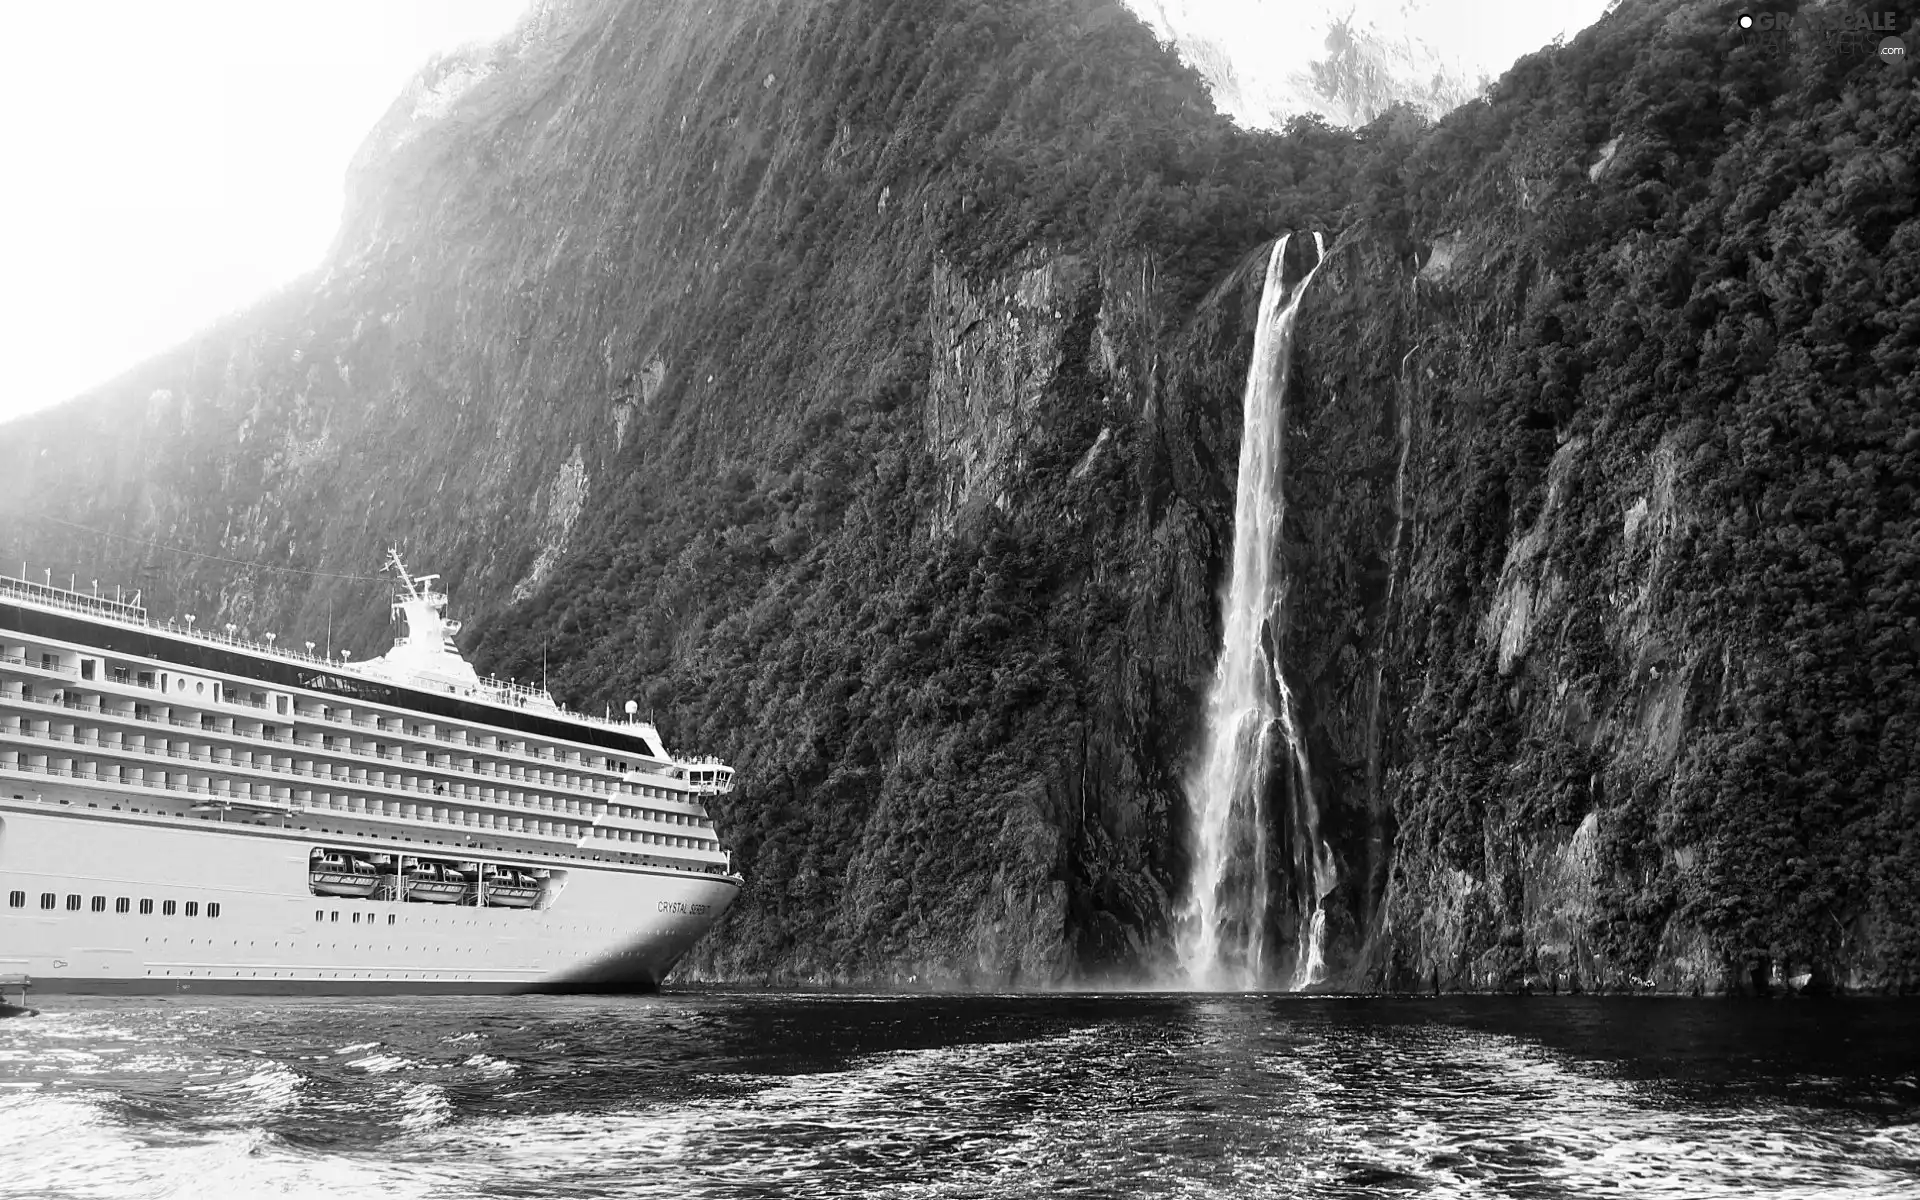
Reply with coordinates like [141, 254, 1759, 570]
[2, 0, 1915, 993]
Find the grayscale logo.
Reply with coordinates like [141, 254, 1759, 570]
[1736, 9, 1905, 65]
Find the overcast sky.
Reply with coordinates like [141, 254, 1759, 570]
[0, 0, 530, 426]
[0, 0, 1609, 427]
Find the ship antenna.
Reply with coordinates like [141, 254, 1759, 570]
[384, 546, 421, 601]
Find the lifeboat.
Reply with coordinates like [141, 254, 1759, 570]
[480, 866, 542, 909]
[309, 850, 379, 898]
[402, 859, 469, 904]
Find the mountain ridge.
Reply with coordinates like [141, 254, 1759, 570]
[4, 0, 1916, 993]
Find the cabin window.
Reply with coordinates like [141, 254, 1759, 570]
[387, 915, 396, 925]
[112, 666, 130, 684]
[315, 910, 325, 922]
[80, 660, 96, 681]
[115, 897, 130, 913]
[203, 715, 216, 730]
[330, 911, 339, 922]
[40, 653, 57, 672]
[90, 896, 106, 913]
[162, 900, 176, 916]
[64, 894, 80, 911]
[39, 893, 55, 910]
[184, 901, 199, 917]
[139, 899, 154, 915]
[7, 891, 22, 908]
[196, 682, 205, 695]
[137, 672, 154, 689]
[208, 903, 221, 918]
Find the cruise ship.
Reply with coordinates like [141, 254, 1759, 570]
[0, 554, 740, 994]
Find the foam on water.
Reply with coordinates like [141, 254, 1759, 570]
[0, 1092, 434, 1200]
[460, 1053, 517, 1076]
[345, 1053, 417, 1075]
[185, 1062, 304, 1125]
[0, 995, 1913, 1199]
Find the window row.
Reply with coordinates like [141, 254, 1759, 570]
[4, 703, 688, 810]
[319, 910, 396, 925]
[11, 662, 644, 775]
[8, 889, 221, 917]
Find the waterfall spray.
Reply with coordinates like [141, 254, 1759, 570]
[1176, 232, 1334, 991]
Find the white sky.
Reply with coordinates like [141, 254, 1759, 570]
[0, 0, 1609, 427]
[0, 0, 531, 425]
[1130, 0, 1615, 127]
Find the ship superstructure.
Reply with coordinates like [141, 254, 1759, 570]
[0, 555, 739, 993]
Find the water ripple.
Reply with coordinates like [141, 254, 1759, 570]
[0, 995, 1913, 1199]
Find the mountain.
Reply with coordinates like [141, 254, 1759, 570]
[3, 0, 1915, 993]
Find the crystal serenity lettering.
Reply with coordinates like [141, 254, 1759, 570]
[658, 901, 713, 916]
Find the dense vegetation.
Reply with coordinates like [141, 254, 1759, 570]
[3, 0, 1914, 989]
[1293, 0, 1920, 991]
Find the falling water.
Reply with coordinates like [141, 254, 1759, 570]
[1177, 232, 1334, 992]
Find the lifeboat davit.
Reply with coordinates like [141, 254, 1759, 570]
[403, 860, 469, 904]
[309, 850, 379, 898]
[481, 866, 541, 909]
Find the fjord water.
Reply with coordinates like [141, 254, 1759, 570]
[2, 994, 1915, 1199]
[1178, 232, 1336, 990]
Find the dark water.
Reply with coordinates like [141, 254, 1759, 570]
[1, 993, 1916, 1198]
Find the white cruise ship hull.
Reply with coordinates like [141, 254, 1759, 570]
[0, 795, 739, 994]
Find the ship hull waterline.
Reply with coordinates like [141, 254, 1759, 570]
[0, 795, 740, 996]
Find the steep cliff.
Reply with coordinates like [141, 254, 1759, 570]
[3, 0, 1915, 992]
[1276, 2, 1920, 995]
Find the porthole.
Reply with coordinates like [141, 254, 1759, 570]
[65, 894, 81, 911]
[162, 900, 177, 916]
[208, 903, 221, 918]
[7, 891, 22, 909]
[139, 899, 154, 915]
[90, 896, 106, 913]
[184, 901, 199, 917]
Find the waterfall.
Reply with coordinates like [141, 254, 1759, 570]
[1177, 232, 1333, 992]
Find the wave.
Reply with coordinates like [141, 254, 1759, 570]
[0, 1092, 436, 1200]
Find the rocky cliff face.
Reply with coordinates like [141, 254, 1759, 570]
[1268, 0, 1920, 994]
[3, 0, 1915, 993]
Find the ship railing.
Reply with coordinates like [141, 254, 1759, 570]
[0, 752, 730, 866]
[0, 690, 715, 815]
[0, 757, 303, 815]
[19, 672, 684, 790]
[163, 623, 346, 673]
[0, 658, 163, 692]
[6, 596, 671, 746]
[0, 722, 609, 811]
[0, 574, 149, 623]
[0, 652, 79, 677]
